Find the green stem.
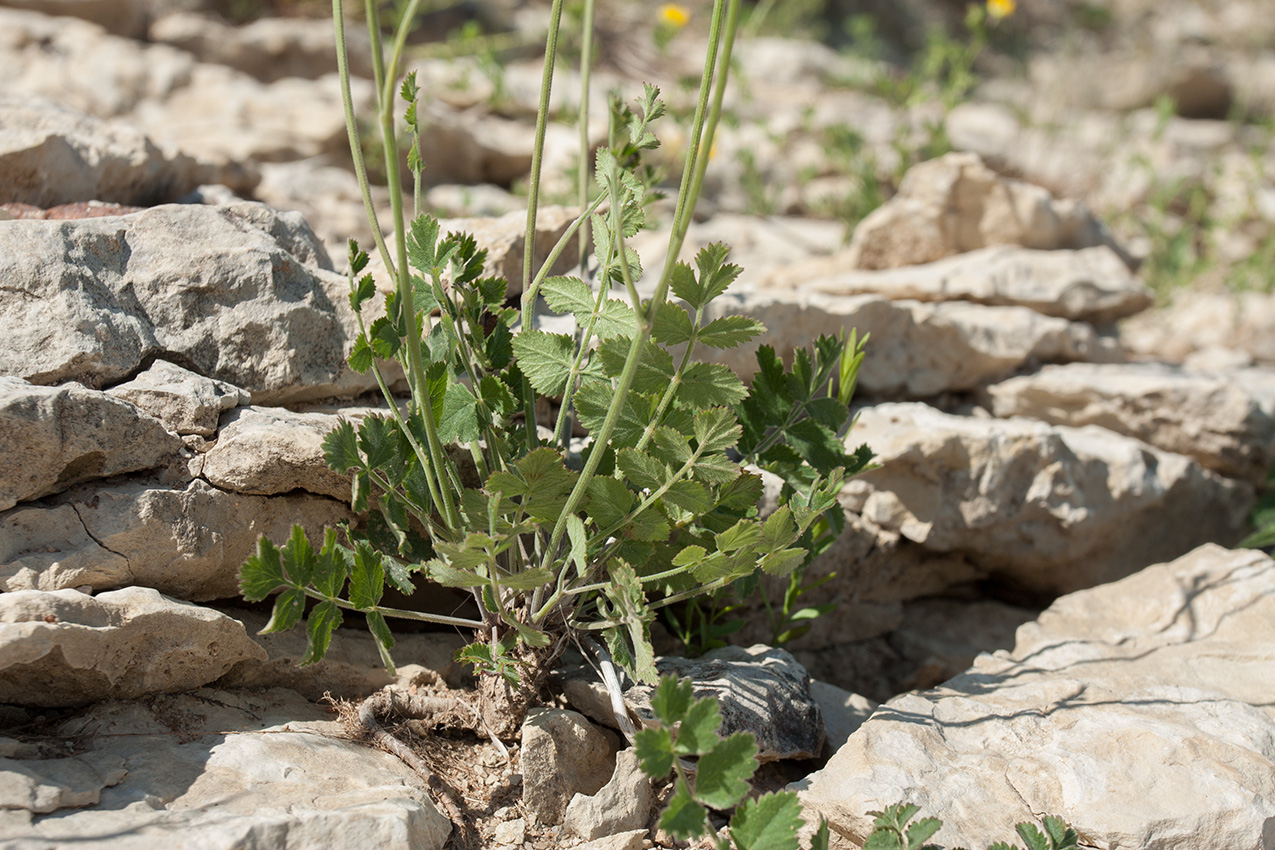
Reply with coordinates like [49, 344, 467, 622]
[303, 588, 484, 629]
[576, 0, 597, 274]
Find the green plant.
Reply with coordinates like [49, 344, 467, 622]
[1240, 467, 1275, 550]
[865, 803, 1080, 850]
[238, 0, 873, 761]
[636, 675, 831, 850]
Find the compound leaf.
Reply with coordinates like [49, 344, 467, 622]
[730, 792, 803, 850]
[693, 732, 757, 810]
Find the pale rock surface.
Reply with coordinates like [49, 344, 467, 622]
[809, 681, 877, 755]
[0, 203, 388, 405]
[201, 405, 358, 500]
[0, 378, 183, 510]
[0, 587, 267, 706]
[217, 607, 468, 700]
[761, 244, 1152, 324]
[419, 104, 536, 187]
[706, 293, 1100, 398]
[0, 96, 234, 207]
[0, 751, 128, 812]
[149, 11, 375, 82]
[0, 687, 451, 850]
[520, 708, 619, 826]
[0, 478, 351, 600]
[445, 205, 581, 297]
[988, 362, 1275, 482]
[577, 830, 648, 850]
[625, 645, 824, 762]
[843, 403, 1252, 597]
[106, 359, 248, 437]
[844, 152, 1127, 270]
[562, 748, 653, 841]
[1122, 289, 1275, 365]
[0, 0, 149, 38]
[795, 544, 1275, 850]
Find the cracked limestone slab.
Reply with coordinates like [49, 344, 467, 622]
[841, 402, 1253, 598]
[0, 377, 183, 511]
[795, 544, 1275, 850]
[987, 361, 1275, 483]
[704, 292, 1103, 398]
[0, 202, 390, 405]
[0, 478, 351, 600]
[760, 244, 1152, 324]
[106, 359, 248, 437]
[0, 586, 267, 706]
[0, 687, 450, 850]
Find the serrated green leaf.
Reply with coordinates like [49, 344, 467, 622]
[669, 261, 701, 309]
[406, 215, 440, 272]
[652, 302, 694, 345]
[349, 273, 376, 312]
[497, 567, 555, 590]
[240, 537, 287, 601]
[384, 557, 416, 594]
[368, 316, 401, 360]
[649, 675, 694, 727]
[348, 239, 369, 274]
[512, 330, 577, 396]
[716, 519, 761, 554]
[348, 542, 384, 609]
[574, 381, 652, 447]
[479, 374, 516, 418]
[281, 524, 317, 586]
[651, 426, 693, 465]
[618, 448, 669, 491]
[697, 315, 765, 349]
[485, 320, 514, 370]
[785, 418, 849, 474]
[678, 362, 748, 409]
[987, 844, 1020, 850]
[323, 419, 362, 473]
[437, 380, 481, 443]
[598, 337, 675, 395]
[906, 818, 943, 849]
[634, 726, 675, 778]
[542, 276, 637, 339]
[566, 514, 588, 576]
[695, 243, 742, 305]
[729, 792, 803, 850]
[662, 480, 713, 514]
[348, 334, 374, 373]
[357, 415, 399, 472]
[487, 447, 579, 524]
[660, 782, 708, 840]
[263, 586, 305, 633]
[585, 475, 635, 530]
[1041, 815, 1079, 849]
[628, 507, 670, 542]
[365, 610, 396, 672]
[810, 817, 831, 850]
[693, 732, 757, 810]
[693, 407, 742, 455]
[715, 471, 763, 511]
[425, 558, 488, 588]
[312, 528, 348, 598]
[692, 453, 742, 486]
[601, 560, 658, 683]
[673, 694, 722, 756]
[300, 600, 343, 665]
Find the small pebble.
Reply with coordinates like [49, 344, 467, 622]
[494, 817, 526, 845]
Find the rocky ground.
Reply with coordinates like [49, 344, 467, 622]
[1, 0, 1274, 848]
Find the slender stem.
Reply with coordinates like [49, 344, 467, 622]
[333, 0, 394, 276]
[302, 587, 484, 629]
[576, 0, 597, 274]
[522, 0, 568, 300]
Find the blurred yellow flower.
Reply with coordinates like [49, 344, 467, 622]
[659, 3, 691, 28]
[987, 0, 1015, 19]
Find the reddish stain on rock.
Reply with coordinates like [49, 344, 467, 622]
[1, 201, 145, 220]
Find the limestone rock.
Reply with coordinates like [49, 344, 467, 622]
[0, 687, 451, 850]
[106, 359, 248, 437]
[0, 587, 268, 706]
[0, 378, 183, 511]
[0, 0, 149, 38]
[705, 293, 1100, 398]
[843, 403, 1253, 598]
[625, 645, 824, 762]
[0, 478, 351, 600]
[577, 830, 648, 850]
[562, 749, 653, 841]
[809, 682, 876, 755]
[0, 203, 387, 405]
[0, 96, 236, 207]
[216, 608, 468, 701]
[988, 362, 1275, 482]
[845, 151, 1128, 270]
[761, 245, 1152, 324]
[0, 752, 127, 813]
[1122, 289, 1275, 366]
[520, 708, 618, 826]
[795, 544, 1275, 850]
[149, 11, 375, 82]
[202, 406, 357, 500]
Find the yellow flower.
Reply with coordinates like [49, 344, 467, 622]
[987, 0, 1015, 20]
[658, 3, 691, 28]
